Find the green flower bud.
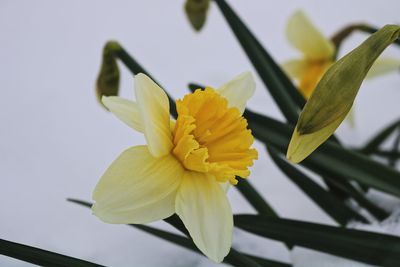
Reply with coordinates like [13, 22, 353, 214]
[185, 0, 210, 32]
[96, 41, 121, 109]
[287, 25, 400, 163]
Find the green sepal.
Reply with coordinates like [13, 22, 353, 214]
[184, 0, 210, 31]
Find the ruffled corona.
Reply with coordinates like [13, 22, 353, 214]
[172, 88, 258, 185]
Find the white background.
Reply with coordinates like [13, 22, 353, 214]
[1, 0, 400, 266]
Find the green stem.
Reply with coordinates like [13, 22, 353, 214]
[331, 24, 400, 58]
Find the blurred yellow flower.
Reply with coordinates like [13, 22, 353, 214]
[92, 72, 258, 262]
[283, 10, 400, 100]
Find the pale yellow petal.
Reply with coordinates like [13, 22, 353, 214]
[282, 59, 310, 80]
[175, 171, 233, 263]
[135, 73, 173, 157]
[217, 71, 256, 114]
[220, 181, 231, 192]
[366, 57, 400, 79]
[92, 145, 184, 224]
[287, 115, 344, 163]
[286, 10, 335, 60]
[102, 96, 143, 132]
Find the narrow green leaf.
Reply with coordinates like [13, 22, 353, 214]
[184, 0, 210, 31]
[236, 179, 279, 217]
[68, 199, 266, 267]
[244, 109, 400, 197]
[214, 0, 304, 124]
[287, 25, 400, 163]
[234, 215, 400, 266]
[372, 149, 400, 158]
[267, 146, 367, 225]
[134, 224, 290, 267]
[389, 129, 400, 167]
[360, 119, 400, 154]
[0, 239, 104, 267]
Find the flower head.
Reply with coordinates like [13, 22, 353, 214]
[283, 10, 400, 99]
[92, 72, 258, 262]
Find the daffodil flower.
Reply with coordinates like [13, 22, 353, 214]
[92, 72, 258, 262]
[283, 10, 400, 100]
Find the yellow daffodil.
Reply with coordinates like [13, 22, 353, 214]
[283, 10, 400, 100]
[92, 72, 258, 262]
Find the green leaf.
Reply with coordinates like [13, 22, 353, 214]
[214, 0, 304, 124]
[184, 0, 210, 31]
[360, 119, 400, 154]
[267, 146, 367, 225]
[307, 164, 389, 220]
[372, 149, 400, 159]
[287, 25, 400, 163]
[244, 109, 400, 197]
[134, 224, 290, 267]
[96, 41, 120, 108]
[0, 239, 104, 267]
[236, 179, 279, 217]
[234, 215, 400, 266]
[68, 199, 268, 267]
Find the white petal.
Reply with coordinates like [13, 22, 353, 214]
[286, 10, 335, 60]
[282, 59, 310, 81]
[135, 73, 173, 158]
[92, 145, 184, 224]
[102, 96, 143, 132]
[217, 71, 256, 114]
[366, 57, 400, 79]
[175, 172, 233, 263]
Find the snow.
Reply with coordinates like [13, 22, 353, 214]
[1, 0, 400, 266]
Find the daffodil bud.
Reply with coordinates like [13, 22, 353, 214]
[287, 24, 400, 163]
[96, 41, 121, 109]
[184, 0, 210, 31]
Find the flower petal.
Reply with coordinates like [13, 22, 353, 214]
[287, 115, 344, 163]
[286, 10, 334, 60]
[175, 171, 233, 263]
[217, 71, 256, 114]
[135, 73, 173, 158]
[366, 57, 400, 79]
[282, 59, 310, 80]
[102, 96, 143, 132]
[92, 145, 184, 224]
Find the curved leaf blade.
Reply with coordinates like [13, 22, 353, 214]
[0, 239, 104, 267]
[235, 215, 400, 266]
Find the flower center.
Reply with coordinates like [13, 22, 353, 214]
[172, 88, 258, 185]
